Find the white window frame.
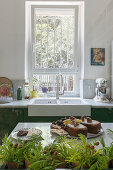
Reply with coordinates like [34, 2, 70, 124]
[25, 1, 84, 96]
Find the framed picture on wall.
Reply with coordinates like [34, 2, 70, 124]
[91, 48, 105, 66]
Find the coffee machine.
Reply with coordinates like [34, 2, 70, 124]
[93, 78, 109, 103]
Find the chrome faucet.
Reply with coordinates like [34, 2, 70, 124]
[56, 74, 64, 99]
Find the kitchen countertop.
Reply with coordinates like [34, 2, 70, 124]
[11, 122, 113, 148]
[0, 99, 33, 108]
[0, 97, 113, 108]
[84, 99, 113, 108]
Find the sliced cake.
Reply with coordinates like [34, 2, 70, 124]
[81, 117, 101, 134]
[66, 123, 88, 137]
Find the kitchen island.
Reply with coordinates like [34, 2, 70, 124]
[0, 99, 113, 144]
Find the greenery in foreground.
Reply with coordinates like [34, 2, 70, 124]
[1, 130, 113, 169]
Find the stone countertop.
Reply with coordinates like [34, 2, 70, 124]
[0, 99, 33, 108]
[0, 98, 113, 108]
[11, 122, 113, 148]
[84, 99, 113, 108]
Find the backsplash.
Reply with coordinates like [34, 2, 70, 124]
[11, 79, 25, 99]
[80, 79, 95, 99]
[11, 79, 110, 100]
[80, 79, 111, 99]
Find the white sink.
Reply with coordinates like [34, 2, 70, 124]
[32, 98, 88, 105]
[28, 98, 91, 116]
[33, 99, 57, 104]
[58, 99, 87, 105]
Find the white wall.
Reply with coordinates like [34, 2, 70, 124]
[0, 0, 25, 79]
[0, 0, 113, 81]
[84, 0, 113, 80]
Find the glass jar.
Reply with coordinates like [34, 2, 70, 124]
[24, 82, 30, 99]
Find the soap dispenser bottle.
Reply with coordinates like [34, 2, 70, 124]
[17, 86, 22, 100]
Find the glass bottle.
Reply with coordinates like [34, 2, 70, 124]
[24, 82, 30, 99]
[17, 86, 22, 100]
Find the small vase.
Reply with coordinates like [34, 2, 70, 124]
[30, 91, 38, 98]
[72, 162, 80, 167]
[108, 160, 112, 168]
[108, 159, 113, 168]
[42, 87, 48, 93]
[72, 162, 89, 169]
[56, 162, 66, 168]
[6, 162, 24, 169]
[83, 163, 89, 169]
[25, 160, 32, 169]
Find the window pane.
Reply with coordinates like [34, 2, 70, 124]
[34, 13, 75, 69]
[33, 74, 75, 92]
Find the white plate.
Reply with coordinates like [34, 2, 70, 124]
[11, 128, 42, 140]
[67, 128, 104, 139]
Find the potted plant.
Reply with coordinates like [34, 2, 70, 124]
[31, 76, 38, 98]
[66, 134, 109, 170]
[101, 129, 113, 168]
[0, 135, 25, 169]
[0, 134, 43, 169]
[28, 136, 67, 170]
[24, 134, 44, 169]
[24, 142, 44, 169]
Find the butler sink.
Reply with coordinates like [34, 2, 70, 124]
[28, 98, 91, 116]
[33, 99, 57, 104]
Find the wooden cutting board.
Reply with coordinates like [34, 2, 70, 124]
[0, 77, 13, 97]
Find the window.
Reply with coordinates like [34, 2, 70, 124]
[25, 2, 84, 96]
